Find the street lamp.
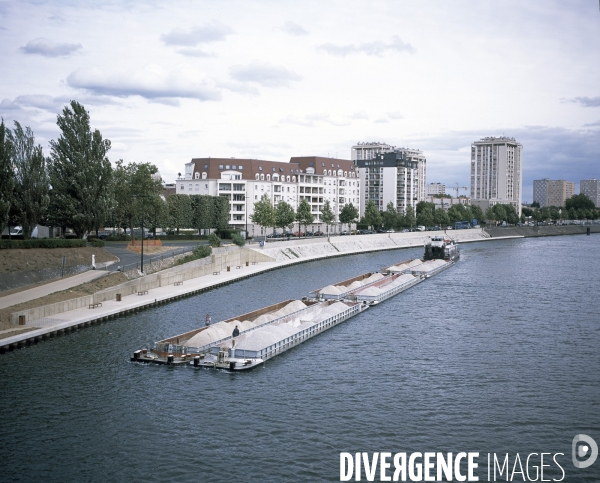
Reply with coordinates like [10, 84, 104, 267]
[134, 195, 146, 274]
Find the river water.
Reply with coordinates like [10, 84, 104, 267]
[1, 236, 599, 482]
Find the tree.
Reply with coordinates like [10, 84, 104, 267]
[7, 122, 49, 238]
[113, 160, 163, 241]
[296, 199, 314, 234]
[363, 200, 382, 231]
[470, 205, 484, 224]
[191, 195, 213, 235]
[566, 193, 595, 211]
[531, 201, 540, 208]
[250, 194, 275, 241]
[434, 207, 450, 227]
[339, 202, 358, 233]
[0, 119, 13, 234]
[167, 194, 193, 235]
[213, 196, 230, 234]
[416, 201, 435, 216]
[416, 207, 434, 227]
[47, 101, 113, 238]
[484, 206, 496, 225]
[382, 202, 398, 230]
[320, 200, 336, 240]
[403, 205, 416, 229]
[275, 201, 296, 233]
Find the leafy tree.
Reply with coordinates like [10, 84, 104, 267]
[167, 194, 193, 234]
[416, 201, 435, 216]
[470, 205, 484, 224]
[0, 119, 13, 234]
[275, 201, 296, 233]
[191, 195, 213, 235]
[207, 233, 221, 247]
[403, 205, 416, 229]
[521, 207, 534, 217]
[566, 193, 595, 211]
[7, 122, 50, 238]
[492, 204, 507, 223]
[47, 101, 113, 238]
[296, 199, 314, 233]
[434, 207, 450, 227]
[531, 201, 540, 208]
[113, 160, 163, 241]
[484, 206, 496, 225]
[146, 196, 168, 237]
[320, 200, 336, 239]
[363, 200, 382, 231]
[250, 194, 275, 241]
[382, 202, 398, 230]
[416, 207, 434, 227]
[213, 196, 230, 234]
[339, 202, 358, 233]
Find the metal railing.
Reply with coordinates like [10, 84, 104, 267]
[116, 246, 196, 273]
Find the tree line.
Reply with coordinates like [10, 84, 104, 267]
[0, 101, 230, 240]
[523, 194, 598, 222]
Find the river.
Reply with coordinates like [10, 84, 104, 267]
[0, 235, 599, 482]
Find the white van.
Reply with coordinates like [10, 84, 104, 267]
[417, 226, 426, 232]
[9, 226, 39, 237]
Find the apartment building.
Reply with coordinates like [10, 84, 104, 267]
[533, 178, 575, 207]
[427, 183, 446, 196]
[470, 136, 523, 215]
[352, 142, 426, 216]
[175, 156, 359, 235]
[580, 178, 600, 207]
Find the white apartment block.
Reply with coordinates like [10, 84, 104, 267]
[352, 142, 426, 215]
[175, 156, 359, 236]
[427, 182, 446, 196]
[580, 178, 600, 207]
[470, 136, 523, 215]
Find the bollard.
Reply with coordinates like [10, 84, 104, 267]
[133, 350, 141, 360]
[18, 315, 26, 325]
[116, 293, 122, 302]
[587, 227, 591, 236]
[142, 348, 147, 354]
[246, 261, 249, 266]
[227, 266, 230, 272]
[194, 356, 200, 367]
[167, 354, 174, 364]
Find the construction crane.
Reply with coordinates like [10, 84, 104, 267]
[453, 182, 468, 198]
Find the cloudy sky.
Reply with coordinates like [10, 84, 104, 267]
[1, 0, 599, 201]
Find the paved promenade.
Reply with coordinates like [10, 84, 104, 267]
[0, 229, 512, 352]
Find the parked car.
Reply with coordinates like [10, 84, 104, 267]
[385, 229, 395, 233]
[417, 226, 426, 232]
[401, 229, 409, 233]
[314, 231, 324, 236]
[340, 230, 350, 235]
[305, 231, 314, 237]
[292, 231, 304, 237]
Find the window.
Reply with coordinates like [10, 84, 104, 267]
[279, 167, 284, 172]
[204, 164, 208, 169]
[195, 184, 199, 191]
[226, 165, 230, 170]
[195, 172, 199, 179]
[232, 165, 236, 169]
[272, 167, 276, 172]
[267, 174, 271, 181]
[219, 165, 224, 170]
[292, 176, 296, 182]
[259, 166, 263, 171]
[205, 184, 208, 189]
[255, 174, 259, 180]
[180, 184, 184, 190]
[286, 176, 290, 182]
[260, 174, 264, 180]
[238, 165, 243, 170]
[188, 184, 192, 190]
[202, 172, 207, 179]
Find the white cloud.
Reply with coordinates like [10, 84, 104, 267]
[0, 94, 71, 112]
[175, 48, 215, 58]
[160, 21, 234, 46]
[20, 38, 82, 57]
[229, 61, 302, 88]
[349, 111, 369, 120]
[567, 96, 600, 108]
[387, 111, 404, 119]
[280, 21, 308, 36]
[319, 35, 415, 57]
[66, 67, 221, 102]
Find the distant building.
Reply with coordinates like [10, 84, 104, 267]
[424, 196, 470, 211]
[533, 178, 550, 207]
[580, 178, 600, 207]
[427, 183, 446, 196]
[175, 156, 359, 235]
[352, 142, 426, 215]
[532, 178, 575, 207]
[470, 136, 523, 215]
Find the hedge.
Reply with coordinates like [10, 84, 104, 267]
[89, 239, 105, 248]
[177, 244, 212, 265]
[0, 239, 87, 249]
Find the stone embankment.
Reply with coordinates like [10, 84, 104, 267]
[485, 224, 600, 238]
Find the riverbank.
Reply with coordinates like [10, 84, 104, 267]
[485, 224, 600, 238]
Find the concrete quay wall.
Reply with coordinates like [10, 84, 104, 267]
[485, 224, 600, 238]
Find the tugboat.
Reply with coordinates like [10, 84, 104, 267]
[424, 235, 459, 261]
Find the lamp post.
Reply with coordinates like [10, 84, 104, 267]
[140, 195, 145, 274]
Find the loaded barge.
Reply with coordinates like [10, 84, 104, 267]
[131, 239, 458, 370]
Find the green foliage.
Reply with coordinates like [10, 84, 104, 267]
[275, 201, 296, 231]
[191, 195, 213, 234]
[230, 233, 246, 247]
[113, 160, 164, 242]
[382, 202, 398, 229]
[416, 206, 434, 227]
[363, 200, 382, 230]
[167, 194, 193, 235]
[531, 201, 540, 208]
[295, 199, 314, 231]
[216, 228, 243, 239]
[106, 233, 131, 241]
[47, 101, 112, 238]
[434, 207, 450, 226]
[89, 238, 105, 247]
[402, 205, 416, 229]
[251, 194, 276, 239]
[7, 121, 50, 239]
[470, 205, 483, 224]
[566, 193, 595, 211]
[213, 196, 230, 231]
[416, 201, 435, 215]
[0, 119, 13, 234]
[178, 244, 212, 265]
[0, 238, 86, 249]
[339, 202, 359, 230]
[207, 233, 221, 247]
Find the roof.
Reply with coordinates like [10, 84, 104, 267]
[188, 158, 301, 181]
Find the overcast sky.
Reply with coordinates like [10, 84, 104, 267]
[1, 0, 599, 201]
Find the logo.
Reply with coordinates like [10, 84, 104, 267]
[572, 434, 598, 469]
